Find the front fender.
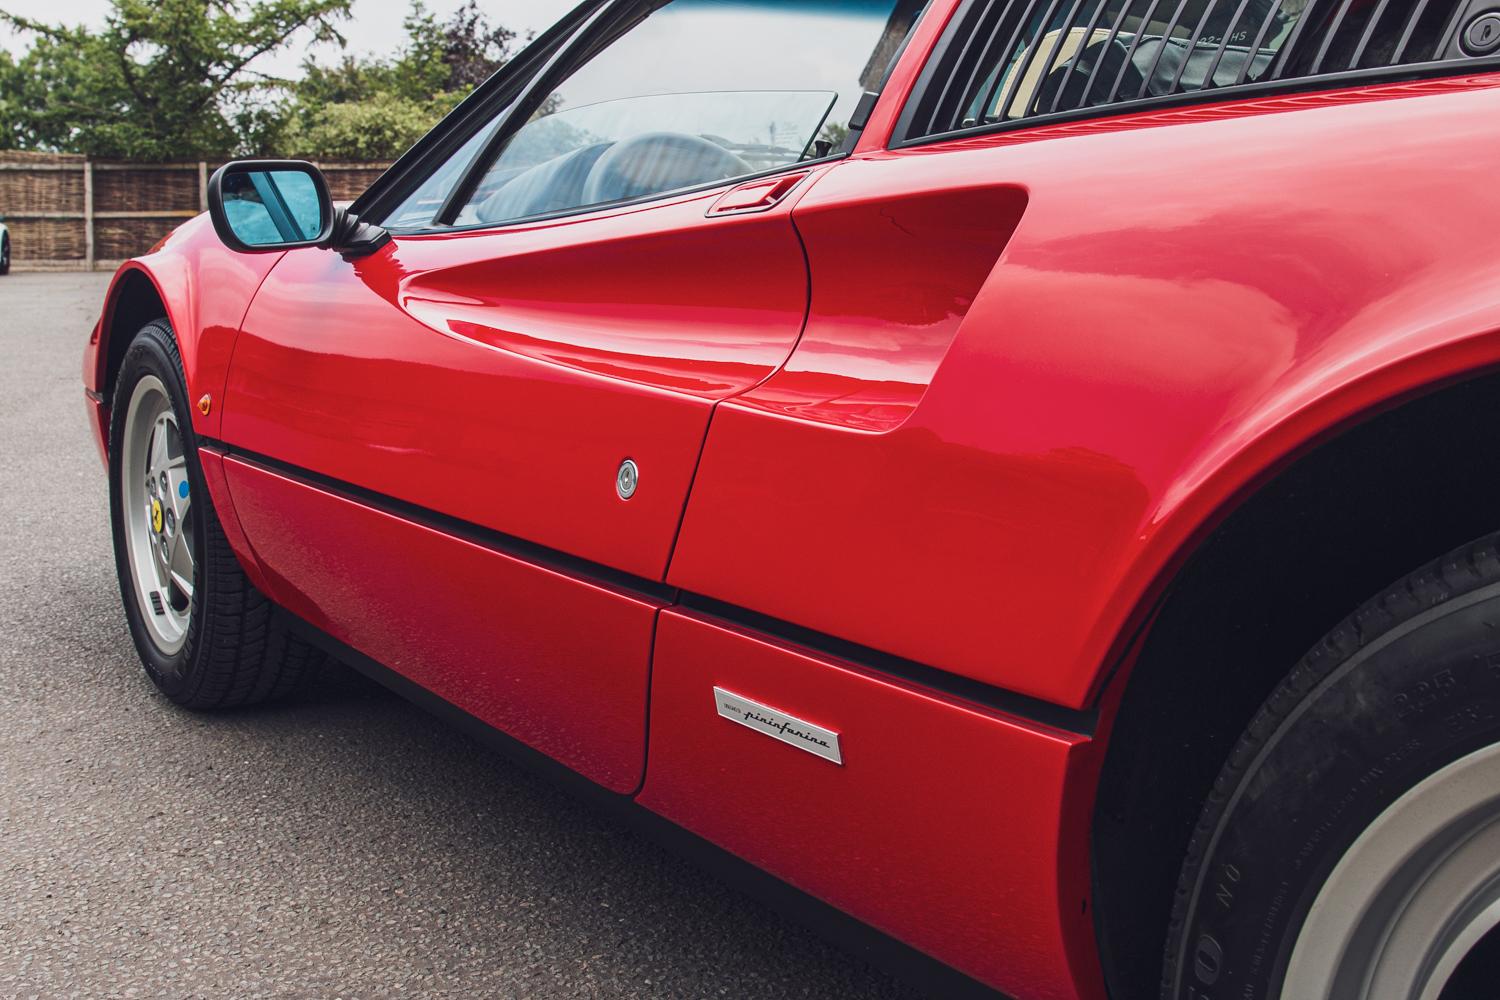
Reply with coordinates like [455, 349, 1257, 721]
[85, 213, 285, 449]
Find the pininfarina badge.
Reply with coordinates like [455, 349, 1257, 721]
[713, 688, 843, 765]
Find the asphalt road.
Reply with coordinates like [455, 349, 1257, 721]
[0, 272, 935, 999]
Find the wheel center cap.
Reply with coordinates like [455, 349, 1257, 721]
[151, 498, 164, 534]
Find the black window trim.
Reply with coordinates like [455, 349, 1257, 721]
[350, 0, 612, 226]
[886, 0, 1500, 151]
[431, 0, 647, 229]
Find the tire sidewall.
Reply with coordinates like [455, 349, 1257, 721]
[1167, 587, 1500, 999]
[108, 322, 211, 702]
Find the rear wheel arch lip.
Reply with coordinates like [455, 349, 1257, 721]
[1084, 321, 1500, 714]
[1081, 324, 1500, 998]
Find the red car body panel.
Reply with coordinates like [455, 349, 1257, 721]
[219, 185, 814, 580]
[83, 213, 284, 442]
[219, 453, 665, 793]
[674, 72, 1500, 708]
[81, 1, 1500, 993]
[638, 608, 1103, 1000]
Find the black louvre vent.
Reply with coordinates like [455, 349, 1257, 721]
[902, 0, 1496, 138]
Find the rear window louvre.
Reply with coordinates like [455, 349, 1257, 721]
[899, 0, 1500, 140]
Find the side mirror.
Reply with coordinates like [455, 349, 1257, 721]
[207, 160, 389, 258]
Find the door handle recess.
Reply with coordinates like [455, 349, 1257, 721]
[707, 171, 812, 217]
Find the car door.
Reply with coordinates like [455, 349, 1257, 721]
[217, 0, 925, 791]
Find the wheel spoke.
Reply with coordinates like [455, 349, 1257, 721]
[122, 375, 195, 653]
[149, 415, 170, 476]
[167, 466, 191, 523]
[168, 531, 194, 600]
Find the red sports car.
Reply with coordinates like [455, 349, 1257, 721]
[84, 1, 1500, 996]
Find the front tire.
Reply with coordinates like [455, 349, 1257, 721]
[109, 320, 321, 708]
[1162, 533, 1500, 999]
[0, 235, 10, 275]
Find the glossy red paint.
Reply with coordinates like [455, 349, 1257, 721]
[637, 608, 1101, 1000]
[220, 183, 816, 580]
[706, 171, 813, 215]
[851, 0, 962, 157]
[86, 214, 285, 443]
[673, 71, 1500, 709]
[80, 5, 1500, 995]
[221, 455, 664, 793]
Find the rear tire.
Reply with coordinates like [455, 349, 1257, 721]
[1162, 532, 1500, 999]
[0, 235, 11, 275]
[109, 319, 322, 709]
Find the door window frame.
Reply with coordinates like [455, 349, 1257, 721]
[351, 0, 611, 228]
[358, 0, 932, 236]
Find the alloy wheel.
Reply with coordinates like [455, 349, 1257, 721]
[119, 374, 195, 655]
[1282, 740, 1500, 999]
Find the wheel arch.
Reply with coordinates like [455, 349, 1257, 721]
[86, 214, 285, 449]
[94, 265, 176, 404]
[1087, 341, 1500, 998]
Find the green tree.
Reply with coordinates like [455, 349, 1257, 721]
[279, 1, 519, 161]
[0, 0, 352, 160]
[279, 90, 449, 161]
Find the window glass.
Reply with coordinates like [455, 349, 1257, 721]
[455, 0, 926, 228]
[374, 8, 595, 232]
[964, 0, 1298, 125]
[384, 116, 504, 230]
[222, 169, 325, 245]
[907, 0, 1476, 139]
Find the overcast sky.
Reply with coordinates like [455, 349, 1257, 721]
[0, 0, 578, 76]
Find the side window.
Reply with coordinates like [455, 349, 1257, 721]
[451, 0, 928, 228]
[900, 0, 1492, 141]
[370, 6, 599, 232]
[384, 117, 503, 230]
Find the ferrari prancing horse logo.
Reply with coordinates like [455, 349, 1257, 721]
[151, 498, 164, 534]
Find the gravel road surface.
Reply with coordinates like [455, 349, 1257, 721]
[0, 273, 946, 999]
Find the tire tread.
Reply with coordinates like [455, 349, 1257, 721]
[112, 319, 323, 710]
[1161, 530, 1500, 997]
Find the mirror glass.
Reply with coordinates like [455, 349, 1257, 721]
[220, 168, 326, 246]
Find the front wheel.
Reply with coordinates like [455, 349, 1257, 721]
[109, 320, 322, 708]
[0, 235, 11, 275]
[1163, 533, 1500, 1000]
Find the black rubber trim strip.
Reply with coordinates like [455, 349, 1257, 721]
[204, 439, 1097, 736]
[208, 440, 678, 605]
[680, 593, 1098, 737]
[281, 607, 1009, 1000]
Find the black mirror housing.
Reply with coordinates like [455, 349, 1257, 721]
[207, 160, 335, 253]
[206, 161, 391, 260]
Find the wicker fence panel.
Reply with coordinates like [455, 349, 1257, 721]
[5, 218, 87, 262]
[93, 167, 201, 214]
[0, 166, 85, 215]
[93, 221, 168, 262]
[323, 165, 388, 201]
[0, 157, 389, 270]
